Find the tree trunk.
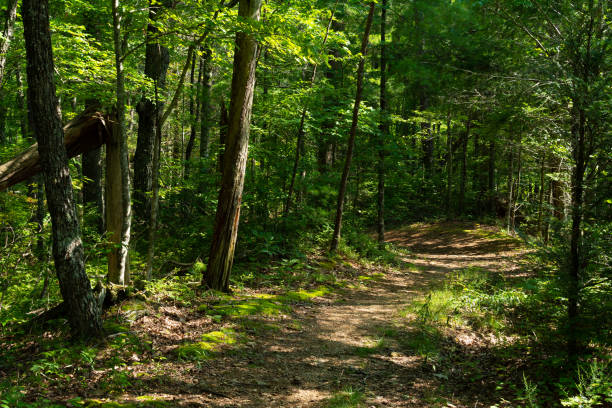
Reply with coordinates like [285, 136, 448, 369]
[15, 70, 27, 139]
[82, 146, 104, 234]
[184, 53, 199, 179]
[506, 144, 515, 234]
[537, 154, 545, 238]
[0, 0, 18, 88]
[204, 0, 262, 292]
[109, 0, 132, 286]
[285, 0, 338, 215]
[330, 2, 376, 252]
[458, 117, 470, 215]
[133, 0, 170, 228]
[512, 141, 522, 230]
[377, 0, 388, 247]
[200, 47, 213, 163]
[488, 139, 496, 215]
[22, 0, 102, 338]
[445, 112, 453, 217]
[217, 98, 229, 175]
[568, 105, 586, 362]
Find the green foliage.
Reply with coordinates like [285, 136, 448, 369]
[326, 387, 366, 408]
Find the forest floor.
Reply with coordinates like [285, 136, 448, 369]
[2, 221, 530, 408]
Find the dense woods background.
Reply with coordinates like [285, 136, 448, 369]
[0, 0, 610, 406]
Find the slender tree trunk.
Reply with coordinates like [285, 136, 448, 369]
[22, 0, 102, 338]
[506, 144, 515, 234]
[445, 112, 453, 217]
[330, 2, 376, 252]
[458, 117, 470, 215]
[537, 154, 545, 237]
[204, 0, 262, 291]
[568, 105, 586, 362]
[15, 70, 27, 139]
[184, 53, 198, 178]
[0, 0, 18, 88]
[488, 139, 496, 215]
[82, 146, 104, 234]
[285, 2, 338, 215]
[377, 0, 388, 247]
[200, 47, 213, 163]
[109, 0, 132, 285]
[512, 141, 522, 230]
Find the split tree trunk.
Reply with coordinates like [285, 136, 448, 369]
[330, 2, 376, 252]
[204, 0, 262, 292]
[22, 0, 102, 338]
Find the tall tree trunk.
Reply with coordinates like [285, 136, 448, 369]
[200, 47, 213, 163]
[184, 53, 199, 179]
[109, 0, 132, 286]
[285, 0, 338, 215]
[133, 0, 170, 229]
[512, 141, 522, 230]
[458, 117, 470, 215]
[537, 154, 545, 238]
[568, 105, 586, 362]
[445, 112, 453, 217]
[330, 2, 376, 252]
[217, 98, 229, 175]
[204, 0, 262, 291]
[82, 147, 104, 234]
[22, 0, 102, 338]
[488, 139, 496, 215]
[0, 0, 18, 88]
[377, 0, 388, 247]
[15, 70, 27, 139]
[506, 144, 515, 234]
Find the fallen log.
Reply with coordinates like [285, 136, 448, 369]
[0, 108, 109, 192]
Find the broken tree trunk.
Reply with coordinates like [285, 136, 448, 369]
[0, 108, 109, 192]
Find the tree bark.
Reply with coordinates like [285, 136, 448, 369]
[377, 0, 388, 247]
[109, 0, 132, 285]
[330, 2, 376, 252]
[200, 47, 213, 163]
[458, 116, 470, 215]
[487, 139, 496, 215]
[204, 0, 262, 292]
[22, 0, 102, 338]
[133, 0, 171, 228]
[445, 112, 453, 217]
[0, 0, 18, 88]
[285, 0, 339, 215]
[184, 53, 199, 179]
[82, 146, 104, 234]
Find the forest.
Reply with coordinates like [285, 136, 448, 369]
[0, 0, 610, 406]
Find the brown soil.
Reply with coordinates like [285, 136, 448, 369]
[26, 222, 527, 407]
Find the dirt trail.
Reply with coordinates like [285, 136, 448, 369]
[62, 222, 524, 407]
[133, 222, 522, 408]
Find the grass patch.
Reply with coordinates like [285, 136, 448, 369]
[326, 387, 366, 408]
[357, 272, 385, 282]
[176, 328, 239, 361]
[353, 337, 386, 357]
